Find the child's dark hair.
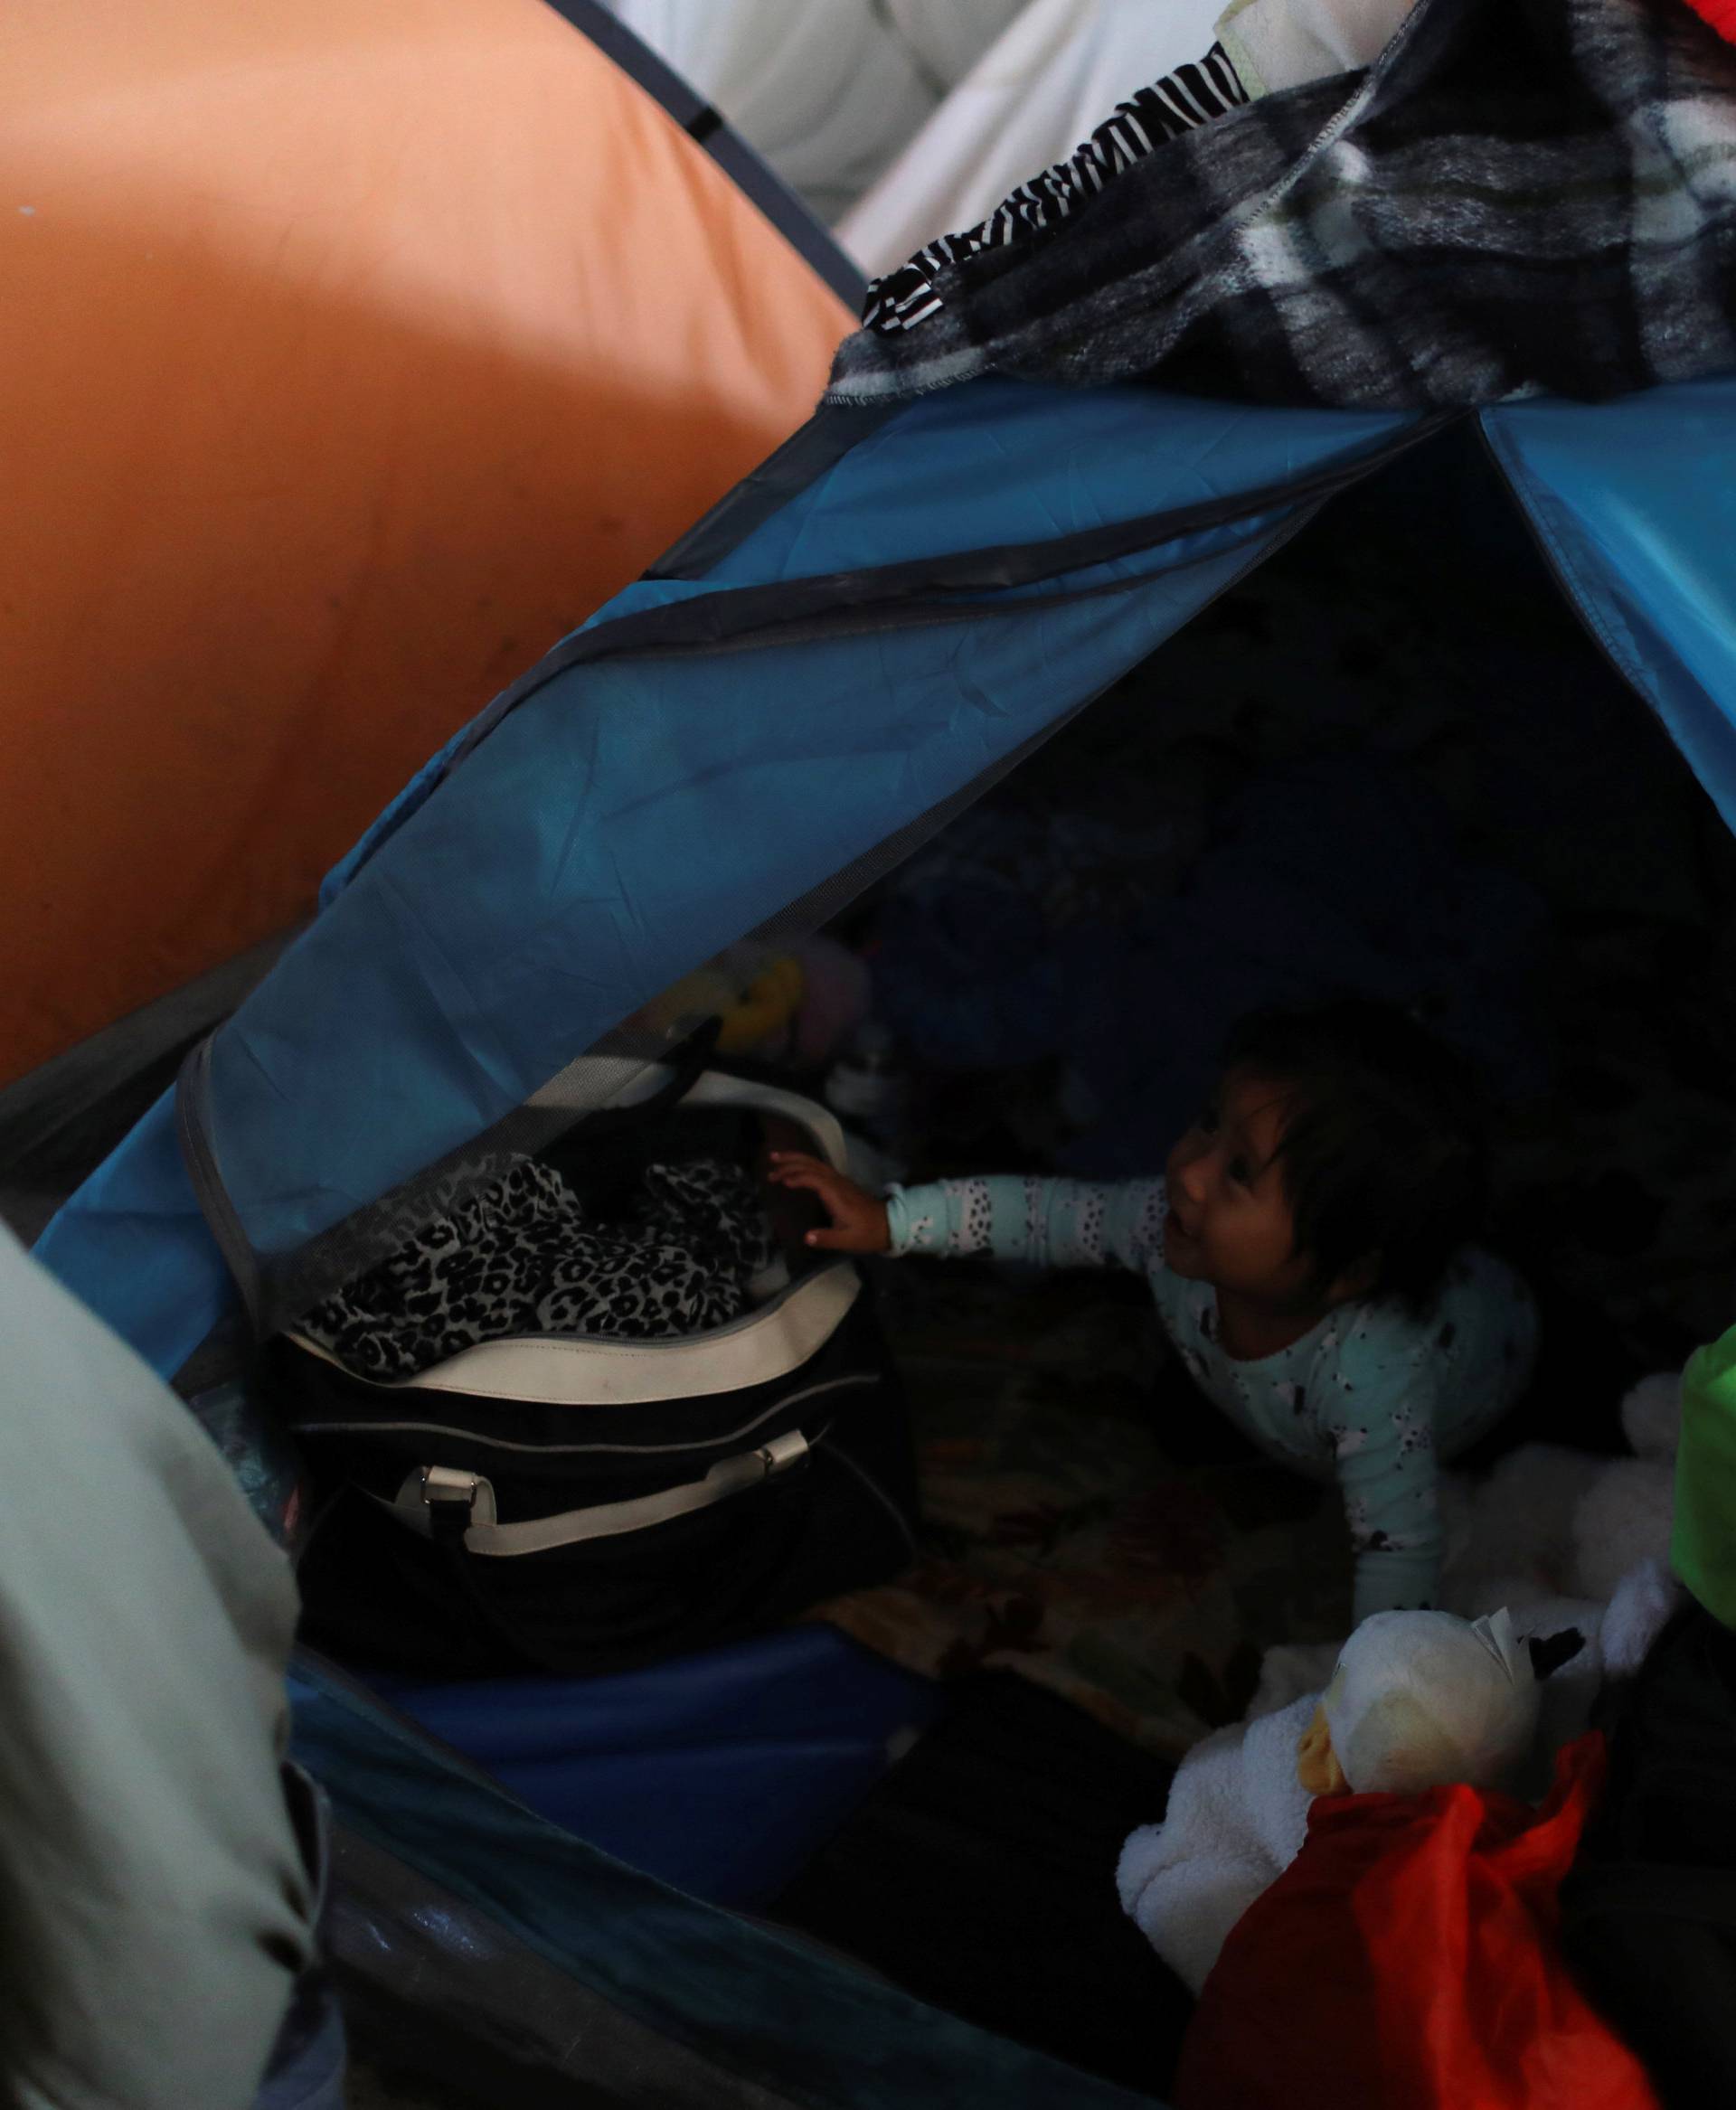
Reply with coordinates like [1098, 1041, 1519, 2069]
[1219, 998, 1490, 1311]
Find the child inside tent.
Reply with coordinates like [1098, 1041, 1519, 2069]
[769, 998, 1536, 1623]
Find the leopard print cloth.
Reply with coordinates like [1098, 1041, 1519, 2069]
[301, 1156, 773, 1380]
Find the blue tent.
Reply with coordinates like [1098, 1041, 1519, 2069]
[37, 372, 1736, 1377]
[26, 11, 1736, 2097]
[32, 361, 1736, 2107]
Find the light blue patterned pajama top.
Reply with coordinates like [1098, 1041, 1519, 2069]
[884, 1175, 1537, 1624]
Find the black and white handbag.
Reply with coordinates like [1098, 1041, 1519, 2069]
[267, 1068, 918, 1678]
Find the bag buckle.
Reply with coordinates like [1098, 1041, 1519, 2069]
[404, 1465, 498, 1541]
[755, 1431, 809, 1476]
[421, 1465, 481, 1512]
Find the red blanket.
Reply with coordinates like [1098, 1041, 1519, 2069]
[1175, 1732, 1659, 2110]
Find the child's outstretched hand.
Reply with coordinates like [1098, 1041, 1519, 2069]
[767, 1153, 892, 1253]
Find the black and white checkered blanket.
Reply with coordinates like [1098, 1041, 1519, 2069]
[826, 0, 1736, 411]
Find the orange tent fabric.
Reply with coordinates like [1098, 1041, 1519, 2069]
[0, 0, 851, 1087]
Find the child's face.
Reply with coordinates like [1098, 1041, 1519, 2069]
[1163, 1068, 1326, 1312]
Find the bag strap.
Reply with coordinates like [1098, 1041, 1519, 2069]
[385, 1429, 803, 1679]
[384, 1429, 811, 1558]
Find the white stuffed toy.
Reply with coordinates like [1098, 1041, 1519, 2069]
[1114, 1694, 1316, 1997]
[1119, 1372, 1690, 1993]
[1247, 1372, 1684, 1725]
[1118, 1608, 1541, 1993]
[1300, 1606, 1539, 1797]
[1439, 1370, 1680, 1616]
[1431, 1369, 1684, 1761]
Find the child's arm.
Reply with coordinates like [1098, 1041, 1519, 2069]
[889, 1174, 1167, 1274]
[768, 1159, 1168, 1273]
[1327, 1391, 1443, 1626]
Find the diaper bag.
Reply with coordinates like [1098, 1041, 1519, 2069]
[260, 1063, 918, 1677]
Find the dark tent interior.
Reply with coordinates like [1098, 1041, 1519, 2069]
[721, 426, 1736, 2091]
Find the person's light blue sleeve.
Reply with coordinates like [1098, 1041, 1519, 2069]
[1319, 1344, 1443, 1623]
[0, 1226, 313, 2110]
[885, 1174, 1168, 1273]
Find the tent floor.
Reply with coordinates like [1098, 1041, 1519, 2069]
[813, 1258, 1352, 1758]
[809, 1249, 1642, 1767]
[770, 1668, 1188, 2099]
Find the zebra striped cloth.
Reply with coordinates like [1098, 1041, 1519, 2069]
[863, 45, 1249, 338]
[832, 0, 1736, 413]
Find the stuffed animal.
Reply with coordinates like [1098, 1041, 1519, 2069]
[1294, 1606, 1539, 1798]
[1438, 1371, 1680, 1619]
[1425, 1370, 1684, 1775]
[1253, 1371, 1686, 1780]
[1118, 1607, 1543, 1993]
[1127, 1370, 1694, 1995]
[629, 936, 872, 1066]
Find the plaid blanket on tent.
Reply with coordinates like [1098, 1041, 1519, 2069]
[826, 0, 1736, 411]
